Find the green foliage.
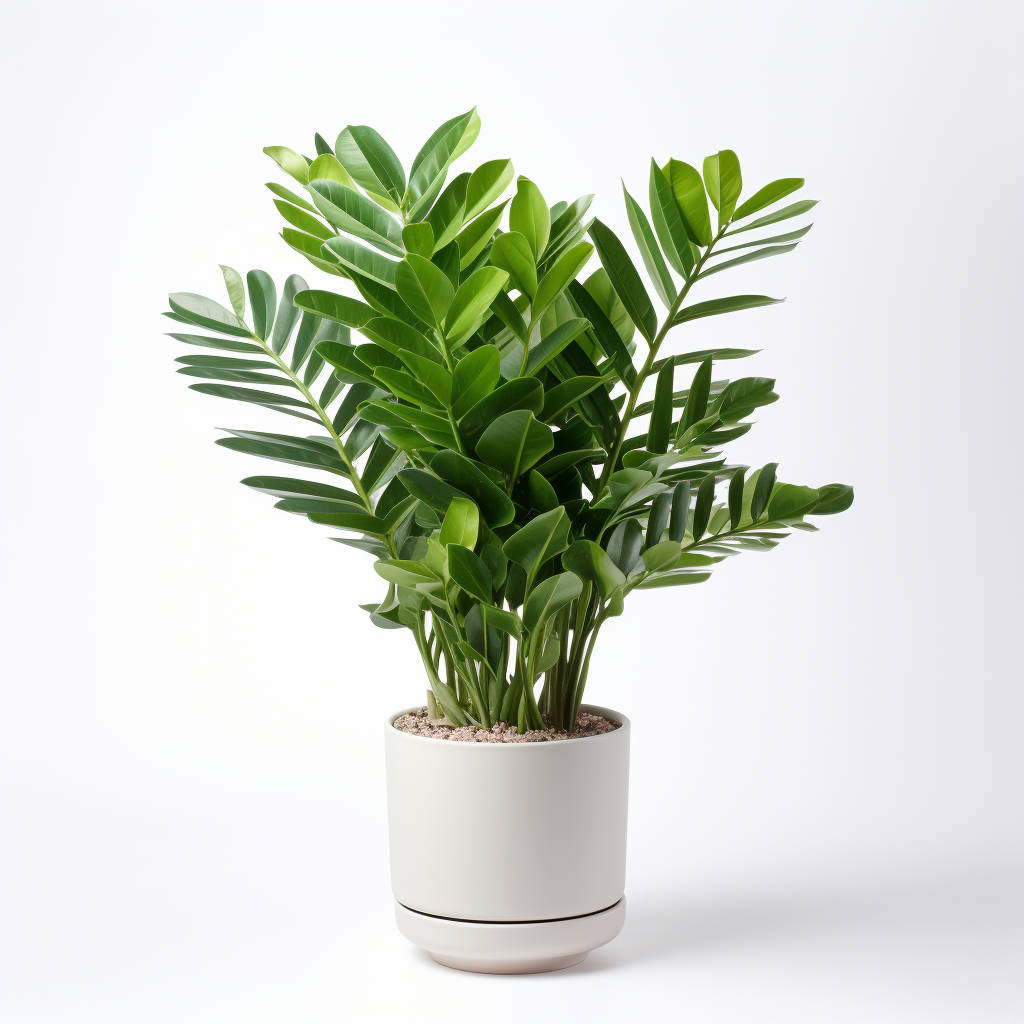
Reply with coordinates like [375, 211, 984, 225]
[166, 109, 853, 732]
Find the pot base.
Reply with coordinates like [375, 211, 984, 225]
[394, 898, 625, 975]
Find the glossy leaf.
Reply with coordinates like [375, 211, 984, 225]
[731, 178, 804, 221]
[509, 177, 550, 259]
[623, 184, 676, 307]
[702, 150, 742, 222]
[396, 254, 455, 328]
[665, 159, 712, 247]
[475, 410, 554, 482]
[439, 496, 479, 549]
[335, 125, 406, 204]
[589, 219, 657, 343]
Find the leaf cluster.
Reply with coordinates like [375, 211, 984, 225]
[165, 111, 853, 731]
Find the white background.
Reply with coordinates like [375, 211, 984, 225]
[2, 1, 1022, 1021]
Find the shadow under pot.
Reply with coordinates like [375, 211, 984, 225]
[385, 704, 630, 974]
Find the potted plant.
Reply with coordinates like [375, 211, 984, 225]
[164, 108, 853, 973]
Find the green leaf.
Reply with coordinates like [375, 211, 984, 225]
[395, 254, 455, 328]
[679, 358, 712, 434]
[562, 540, 625, 599]
[702, 150, 742, 223]
[607, 519, 644, 575]
[245, 270, 276, 340]
[402, 222, 434, 258]
[273, 198, 333, 240]
[589, 219, 657, 343]
[454, 200, 508, 269]
[241, 475, 360, 503]
[465, 159, 514, 220]
[216, 432, 347, 475]
[649, 160, 693, 276]
[459, 377, 543, 438]
[219, 266, 246, 317]
[523, 571, 582, 632]
[646, 491, 673, 548]
[750, 463, 778, 521]
[669, 481, 691, 542]
[430, 451, 516, 527]
[503, 506, 570, 586]
[448, 545, 492, 602]
[623, 185, 676, 307]
[716, 377, 778, 421]
[809, 483, 854, 515]
[266, 181, 319, 213]
[475, 410, 554, 482]
[647, 361, 674, 453]
[692, 474, 717, 541]
[439, 495, 479, 549]
[532, 242, 593, 319]
[423, 173, 469, 250]
[490, 232, 537, 297]
[444, 267, 509, 346]
[665, 159, 712, 247]
[281, 228, 347, 277]
[359, 317, 440, 363]
[567, 280, 636, 386]
[293, 289, 375, 327]
[452, 346, 501, 418]
[766, 483, 819, 520]
[374, 558, 438, 587]
[308, 180, 404, 255]
[524, 317, 589, 376]
[270, 274, 305, 354]
[189, 381, 306, 410]
[323, 237, 399, 288]
[509, 177, 550, 259]
[307, 153, 358, 188]
[727, 200, 818, 235]
[676, 295, 782, 324]
[335, 125, 405, 204]
[540, 376, 603, 420]
[731, 178, 804, 221]
[168, 293, 250, 338]
[698, 243, 798, 280]
[263, 145, 308, 184]
[640, 539, 682, 574]
[728, 468, 745, 529]
[635, 571, 711, 589]
[407, 109, 476, 211]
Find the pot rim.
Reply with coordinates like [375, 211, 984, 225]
[387, 703, 629, 748]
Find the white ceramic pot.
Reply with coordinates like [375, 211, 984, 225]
[385, 704, 630, 974]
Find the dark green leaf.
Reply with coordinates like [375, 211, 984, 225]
[647, 361, 674, 453]
[692, 474, 717, 541]
[523, 572, 582, 632]
[676, 295, 782, 324]
[504, 506, 570, 586]
[448, 545, 492, 602]
[669, 481, 691, 542]
[562, 540, 625, 599]
[751, 463, 778, 521]
[728, 468, 745, 529]
[589, 219, 657, 343]
[475, 410, 554, 482]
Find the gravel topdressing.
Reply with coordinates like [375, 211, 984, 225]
[392, 708, 620, 742]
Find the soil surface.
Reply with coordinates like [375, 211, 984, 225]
[392, 708, 620, 743]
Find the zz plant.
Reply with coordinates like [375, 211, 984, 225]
[165, 108, 853, 733]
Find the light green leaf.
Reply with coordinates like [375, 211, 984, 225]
[731, 178, 804, 221]
[465, 159, 514, 220]
[407, 108, 477, 212]
[640, 540, 682, 574]
[523, 572, 582, 632]
[532, 242, 593, 319]
[439, 496, 480, 549]
[650, 160, 694, 276]
[698, 243, 798, 280]
[452, 346, 501, 418]
[263, 145, 308, 184]
[454, 201, 509, 269]
[766, 483, 819, 520]
[623, 184, 676, 308]
[219, 266, 246, 318]
[323, 236, 399, 288]
[308, 180, 404, 255]
[402, 222, 434, 258]
[509, 177, 550, 259]
[702, 150, 742, 222]
[307, 153, 358, 188]
[396, 254, 455, 328]
[490, 231, 537, 297]
[727, 200, 818, 235]
[444, 266, 509, 346]
[335, 125, 406, 204]
[524, 317, 588, 376]
[665, 159, 712, 247]
[168, 292, 251, 337]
